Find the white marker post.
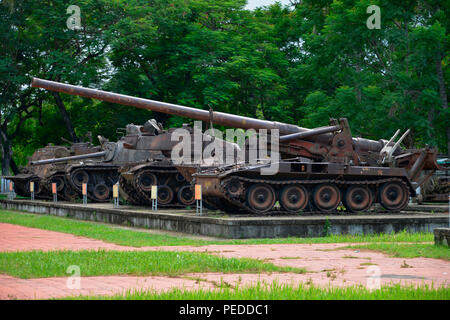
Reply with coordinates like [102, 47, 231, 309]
[113, 183, 119, 208]
[82, 183, 87, 205]
[195, 184, 202, 216]
[52, 183, 57, 203]
[151, 185, 157, 211]
[30, 181, 35, 201]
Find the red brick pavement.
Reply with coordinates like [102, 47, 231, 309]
[0, 222, 448, 299]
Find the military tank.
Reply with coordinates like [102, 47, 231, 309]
[30, 77, 441, 214]
[5, 141, 101, 200]
[30, 120, 175, 203]
[31, 120, 237, 206]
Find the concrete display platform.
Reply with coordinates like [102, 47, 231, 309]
[0, 199, 448, 239]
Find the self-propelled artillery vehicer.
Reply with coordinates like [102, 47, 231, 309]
[30, 77, 441, 214]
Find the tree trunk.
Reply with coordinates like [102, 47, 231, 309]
[53, 92, 79, 142]
[436, 54, 449, 155]
[0, 128, 12, 176]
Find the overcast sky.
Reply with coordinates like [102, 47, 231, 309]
[245, 0, 292, 10]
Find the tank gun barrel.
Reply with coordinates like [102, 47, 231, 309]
[31, 77, 384, 152]
[30, 151, 107, 165]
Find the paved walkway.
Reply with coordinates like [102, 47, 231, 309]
[0, 223, 448, 299]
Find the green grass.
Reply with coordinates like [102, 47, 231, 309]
[0, 250, 305, 279]
[66, 281, 450, 300]
[0, 210, 434, 247]
[347, 243, 450, 260]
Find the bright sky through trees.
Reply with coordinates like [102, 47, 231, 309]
[246, 0, 292, 10]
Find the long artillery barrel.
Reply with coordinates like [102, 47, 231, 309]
[30, 151, 107, 165]
[31, 77, 383, 152]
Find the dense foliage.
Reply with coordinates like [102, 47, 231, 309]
[0, 0, 448, 173]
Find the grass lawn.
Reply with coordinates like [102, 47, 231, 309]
[0, 209, 435, 247]
[347, 243, 450, 260]
[0, 250, 305, 279]
[66, 282, 450, 300]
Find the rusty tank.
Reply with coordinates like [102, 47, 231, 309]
[31, 120, 237, 206]
[29, 120, 174, 203]
[5, 141, 101, 200]
[30, 77, 441, 213]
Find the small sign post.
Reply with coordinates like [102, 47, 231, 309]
[52, 183, 57, 203]
[113, 183, 119, 208]
[82, 183, 87, 205]
[8, 181, 14, 200]
[30, 181, 35, 201]
[151, 185, 157, 211]
[195, 184, 202, 216]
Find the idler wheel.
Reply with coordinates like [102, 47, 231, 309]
[224, 178, 244, 198]
[136, 170, 157, 192]
[50, 176, 65, 192]
[247, 184, 276, 213]
[177, 185, 195, 206]
[157, 185, 174, 205]
[72, 170, 89, 187]
[93, 183, 111, 201]
[313, 184, 341, 212]
[379, 182, 409, 211]
[344, 186, 373, 212]
[280, 185, 308, 212]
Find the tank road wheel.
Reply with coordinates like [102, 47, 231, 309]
[177, 185, 195, 206]
[175, 173, 185, 183]
[280, 185, 308, 212]
[93, 183, 111, 201]
[379, 182, 409, 211]
[73, 170, 89, 187]
[157, 185, 174, 205]
[136, 171, 157, 192]
[247, 184, 276, 213]
[64, 187, 78, 200]
[50, 176, 65, 192]
[313, 184, 341, 212]
[344, 186, 373, 213]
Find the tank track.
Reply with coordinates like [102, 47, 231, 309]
[119, 174, 146, 205]
[213, 176, 410, 216]
[120, 165, 194, 208]
[46, 173, 77, 201]
[67, 165, 120, 202]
